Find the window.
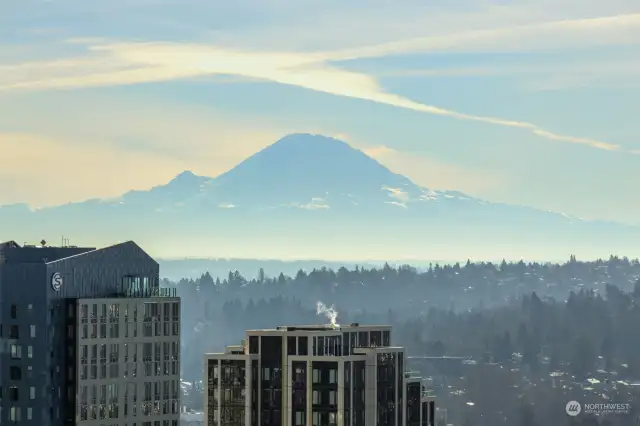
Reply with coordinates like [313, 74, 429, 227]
[295, 411, 304, 426]
[27, 346, 33, 358]
[261, 367, 270, 381]
[110, 322, 119, 339]
[10, 406, 21, 422]
[249, 336, 259, 354]
[382, 331, 390, 346]
[312, 369, 320, 383]
[27, 407, 32, 420]
[358, 331, 368, 347]
[329, 412, 337, 426]
[370, 331, 381, 347]
[9, 385, 19, 401]
[343, 332, 351, 356]
[30, 387, 35, 399]
[10, 344, 21, 359]
[312, 411, 320, 426]
[329, 390, 337, 405]
[288, 336, 297, 355]
[299, 336, 308, 355]
[329, 369, 337, 384]
[142, 276, 150, 291]
[9, 325, 19, 338]
[9, 365, 22, 380]
[312, 390, 320, 404]
[30, 325, 35, 338]
[27, 304, 32, 310]
[10, 304, 17, 319]
[163, 303, 170, 321]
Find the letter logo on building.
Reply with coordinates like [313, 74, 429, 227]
[51, 272, 63, 291]
[566, 401, 581, 416]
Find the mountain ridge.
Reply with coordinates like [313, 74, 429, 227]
[1, 133, 638, 260]
[0, 133, 626, 225]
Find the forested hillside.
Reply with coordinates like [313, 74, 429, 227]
[170, 256, 640, 425]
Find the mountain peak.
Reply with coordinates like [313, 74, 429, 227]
[166, 170, 211, 187]
[272, 133, 351, 149]
[171, 170, 197, 181]
[243, 133, 356, 163]
[212, 133, 415, 201]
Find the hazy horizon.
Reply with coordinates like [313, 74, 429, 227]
[3, 133, 640, 260]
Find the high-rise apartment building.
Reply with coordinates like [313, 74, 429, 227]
[0, 240, 181, 426]
[204, 324, 435, 426]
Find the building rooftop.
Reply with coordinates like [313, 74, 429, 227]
[246, 323, 392, 333]
[0, 240, 155, 265]
[0, 240, 21, 250]
[0, 240, 96, 263]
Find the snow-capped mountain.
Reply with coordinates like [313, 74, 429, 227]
[1, 133, 638, 260]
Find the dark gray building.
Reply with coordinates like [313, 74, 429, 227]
[204, 324, 435, 426]
[0, 240, 181, 426]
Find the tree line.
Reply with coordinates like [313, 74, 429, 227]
[169, 256, 640, 425]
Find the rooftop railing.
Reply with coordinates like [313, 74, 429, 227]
[120, 286, 177, 298]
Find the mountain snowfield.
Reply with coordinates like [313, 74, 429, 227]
[1, 133, 638, 260]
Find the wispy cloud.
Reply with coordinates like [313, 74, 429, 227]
[329, 13, 640, 59]
[378, 60, 640, 79]
[1, 12, 639, 153]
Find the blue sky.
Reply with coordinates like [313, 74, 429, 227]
[0, 0, 639, 224]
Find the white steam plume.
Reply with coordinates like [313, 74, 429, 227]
[316, 301, 339, 328]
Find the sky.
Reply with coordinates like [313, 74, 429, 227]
[1, 0, 639, 224]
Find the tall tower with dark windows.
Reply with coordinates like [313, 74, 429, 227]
[0, 239, 181, 426]
[204, 323, 435, 426]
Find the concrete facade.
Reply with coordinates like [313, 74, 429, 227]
[0, 240, 181, 426]
[74, 296, 181, 426]
[204, 324, 435, 426]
